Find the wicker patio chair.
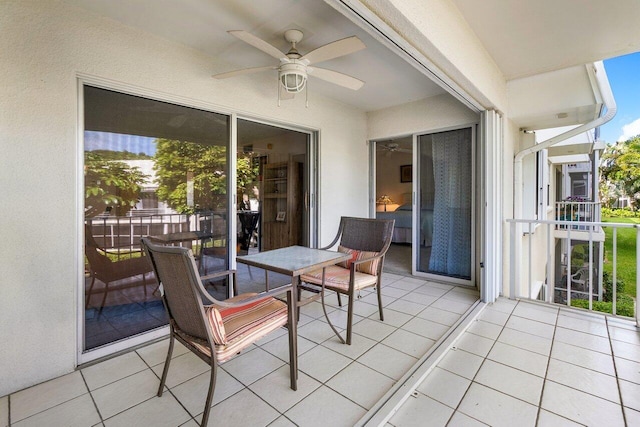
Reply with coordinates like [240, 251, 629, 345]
[141, 238, 294, 427]
[85, 224, 153, 312]
[300, 217, 394, 345]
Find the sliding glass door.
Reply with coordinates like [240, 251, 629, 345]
[414, 127, 474, 284]
[82, 85, 231, 352]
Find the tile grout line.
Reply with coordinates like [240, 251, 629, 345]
[80, 369, 105, 425]
[533, 303, 560, 426]
[356, 298, 483, 426]
[442, 299, 517, 426]
[606, 315, 628, 427]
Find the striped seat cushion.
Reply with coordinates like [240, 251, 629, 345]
[300, 265, 378, 292]
[202, 293, 288, 363]
[337, 246, 382, 276]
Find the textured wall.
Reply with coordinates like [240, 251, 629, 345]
[0, 0, 367, 396]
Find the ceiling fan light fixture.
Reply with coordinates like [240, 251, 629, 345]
[279, 62, 307, 93]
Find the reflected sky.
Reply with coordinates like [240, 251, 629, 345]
[85, 131, 157, 156]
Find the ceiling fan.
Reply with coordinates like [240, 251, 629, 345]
[378, 142, 412, 156]
[212, 29, 366, 105]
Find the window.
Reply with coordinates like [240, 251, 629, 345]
[83, 85, 231, 351]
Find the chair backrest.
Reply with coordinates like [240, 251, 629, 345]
[84, 223, 113, 272]
[141, 237, 214, 343]
[338, 217, 395, 254]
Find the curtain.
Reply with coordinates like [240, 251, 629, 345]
[428, 128, 472, 278]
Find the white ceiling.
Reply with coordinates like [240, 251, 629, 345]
[64, 0, 446, 112]
[64, 0, 640, 122]
[451, 0, 640, 80]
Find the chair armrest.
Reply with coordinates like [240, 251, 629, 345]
[206, 283, 294, 308]
[200, 270, 236, 282]
[351, 252, 386, 266]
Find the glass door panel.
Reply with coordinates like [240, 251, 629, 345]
[83, 85, 230, 351]
[416, 128, 473, 281]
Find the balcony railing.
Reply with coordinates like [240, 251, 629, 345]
[555, 201, 601, 231]
[507, 218, 639, 325]
[86, 210, 227, 256]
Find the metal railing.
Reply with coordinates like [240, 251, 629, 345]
[507, 218, 638, 325]
[86, 210, 227, 257]
[555, 201, 601, 231]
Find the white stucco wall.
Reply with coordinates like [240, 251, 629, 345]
[367, 93, 479, 140]
[0, 0, 521, 397]
[359, 0, 507, 112]
[0, 0, 368, 396]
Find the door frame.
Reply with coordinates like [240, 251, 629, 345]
[411, 124, 476, 286]
[369, 124, 477, 288]
[77, 75, 319, 364]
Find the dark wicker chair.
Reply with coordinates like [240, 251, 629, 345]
[300, 217, 394, 345]
[140, 238, 294, 427]
[84, 224, 153, 312]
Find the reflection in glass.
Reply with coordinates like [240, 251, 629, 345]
[83, 86, 230, 351]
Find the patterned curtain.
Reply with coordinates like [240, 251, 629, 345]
[428, 128, 472, 278]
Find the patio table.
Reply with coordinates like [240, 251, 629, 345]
[148, 230, 213, 269]
[237, 245, 351, 390]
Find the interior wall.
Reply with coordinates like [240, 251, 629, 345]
[367, 94, 480, 140]
[375, 150, 412, 211]
[0, 0, 368, 396]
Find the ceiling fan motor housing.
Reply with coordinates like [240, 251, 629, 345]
[279, 61, 307, 92]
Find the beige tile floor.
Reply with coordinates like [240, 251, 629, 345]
[386, 298, 640, 427]
[4, 273, 639, 427]
[2, 272, 478, 427]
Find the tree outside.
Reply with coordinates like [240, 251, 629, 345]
[600, 136, 640, 209]
[153, 138, 260, 214]
[84, 151, 149, 217]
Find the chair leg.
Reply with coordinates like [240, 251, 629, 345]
[346, 292, 355, 345]
[85, 275, 96, 309]
[336, 292, 342, 307]
[376, 283, 384, 321]
[98, 281, 110, 315]
[143, 273, 148, 297]
[200, 358, 217, 427]
[157, 332, 175, 397]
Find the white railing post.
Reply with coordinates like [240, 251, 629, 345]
[613, 228, 617, 316]
[546, 223, 553, 303]
[588, 227, 593, 311]
[510, 221, 516, 299]
[636, 225, 640, 326]
[528, 222, 533, 299]
[567, 227, 572, 308]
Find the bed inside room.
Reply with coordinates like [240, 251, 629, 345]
[376, 193, 433, 246]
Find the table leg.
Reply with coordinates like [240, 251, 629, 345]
[288, 279, 298, 390]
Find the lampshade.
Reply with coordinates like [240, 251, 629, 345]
[376, 195, 393, 205]
[279, 62, 307, 93]
[376, 195, 394, 211]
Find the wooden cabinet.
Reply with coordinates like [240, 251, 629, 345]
[261, 160, 303, 250]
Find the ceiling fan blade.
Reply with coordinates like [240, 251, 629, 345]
[228, 30, 287, 60]
[212, 66, 276, 79]
[308, 67, 364, 90]
[300, 36, 365, 65]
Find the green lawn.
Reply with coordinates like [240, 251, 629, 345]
[602, 216, 638, 298]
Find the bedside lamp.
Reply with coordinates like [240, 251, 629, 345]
[376, 195, 394, 212]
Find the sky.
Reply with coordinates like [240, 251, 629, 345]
[86, 53, 640, 151]
[85, 131, 157, 156]
[599, 52, 640, 144]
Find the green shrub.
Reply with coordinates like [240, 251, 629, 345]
[602, 270, 625, 302]
[602, 207, 639, 218]
[571, 298, 635, 317]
